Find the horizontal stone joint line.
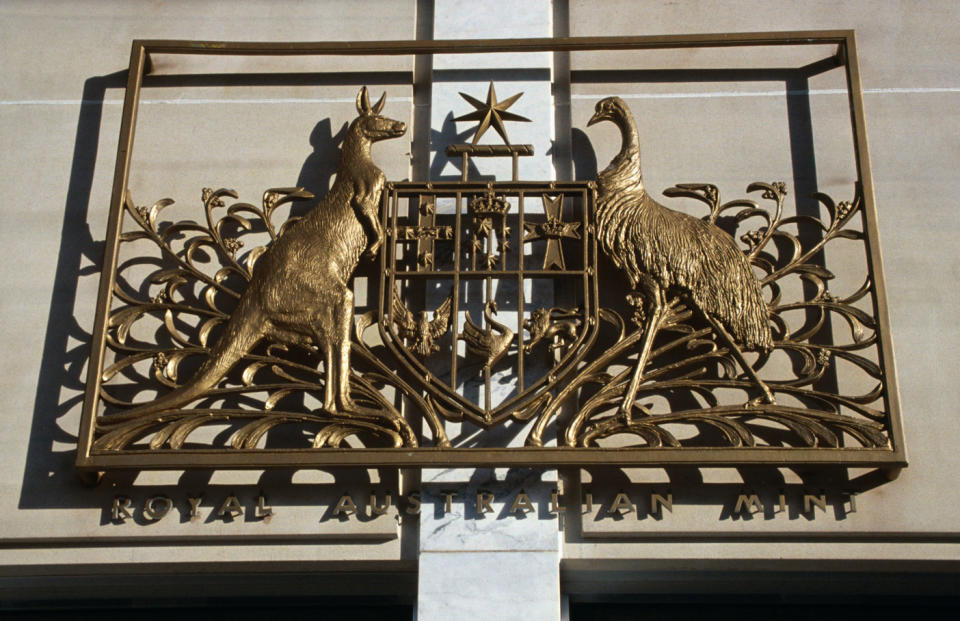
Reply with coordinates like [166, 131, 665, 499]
[2, 87, 957, 106]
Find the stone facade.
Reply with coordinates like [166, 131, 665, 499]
[1, 0, 958, 617]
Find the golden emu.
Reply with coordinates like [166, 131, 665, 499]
[588, 96, 775, 417]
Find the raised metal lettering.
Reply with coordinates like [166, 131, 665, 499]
[143, 495, 172, 521]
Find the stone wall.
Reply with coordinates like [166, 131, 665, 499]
[1, 0, 958, 615]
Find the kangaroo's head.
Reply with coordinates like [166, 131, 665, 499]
[351, 86, 407, 143]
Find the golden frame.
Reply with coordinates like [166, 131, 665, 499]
[77, 32, 905, 477]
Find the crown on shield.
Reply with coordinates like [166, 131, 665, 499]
[468, 190, 510, 216]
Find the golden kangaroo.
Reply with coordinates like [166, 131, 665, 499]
[124, 87, 406, 418]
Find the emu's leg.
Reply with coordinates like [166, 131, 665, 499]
[703, 314, 776, 405]
[618, 276, 663, 423]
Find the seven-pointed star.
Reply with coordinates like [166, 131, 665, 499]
[454, 82, 530, 146]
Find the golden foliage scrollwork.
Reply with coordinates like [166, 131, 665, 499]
[98, 188, 444, 451]
[525, 181, 890, 449]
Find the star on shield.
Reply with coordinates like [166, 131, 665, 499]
[454, 82, 531, 146]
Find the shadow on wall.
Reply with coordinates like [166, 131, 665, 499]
[18, 71, 125, 511]
[428, 67, 551, 181]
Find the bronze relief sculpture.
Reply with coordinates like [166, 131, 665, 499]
[588, 96, 775, 418]
[390, 289, 453, 357]
[98, 87, 425, 450]
[120, 87, 404, 420]
[78, 34, 904, 474]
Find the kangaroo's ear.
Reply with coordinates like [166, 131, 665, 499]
[372, 91, 386, 115]
[356, 86, 371, 114]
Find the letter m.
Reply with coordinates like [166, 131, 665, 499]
[735, 494, 763, 514]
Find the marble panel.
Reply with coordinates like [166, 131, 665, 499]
[418, 550, 560, 621]
[419, 469, 562, 552]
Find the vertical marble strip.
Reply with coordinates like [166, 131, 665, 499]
[417, 1, 562, 620]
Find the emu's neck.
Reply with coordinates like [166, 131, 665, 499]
[599, 111, 644, 194]
[615, 110, 640, 156]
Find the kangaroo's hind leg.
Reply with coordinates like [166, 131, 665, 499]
[318, 329, 337, 414]
[333, 288, 357, 413]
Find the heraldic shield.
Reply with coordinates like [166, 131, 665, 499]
[378, 181, 599, 428]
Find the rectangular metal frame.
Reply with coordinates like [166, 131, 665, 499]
[77, 31, 906, 474]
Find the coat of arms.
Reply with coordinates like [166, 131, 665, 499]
[377, 85, 597, 431]
[77, 35, 905, 478]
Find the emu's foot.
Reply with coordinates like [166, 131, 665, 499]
[618, 400, 653, 423]
[745, 393, 777, 409]
[583, 402, 650, 446]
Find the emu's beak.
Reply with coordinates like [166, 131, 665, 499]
[587, 110, 604, 127]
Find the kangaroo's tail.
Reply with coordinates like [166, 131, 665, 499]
[113, 302, 266, 421]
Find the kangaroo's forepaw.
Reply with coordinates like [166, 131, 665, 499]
[363, 237, 383, 260]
